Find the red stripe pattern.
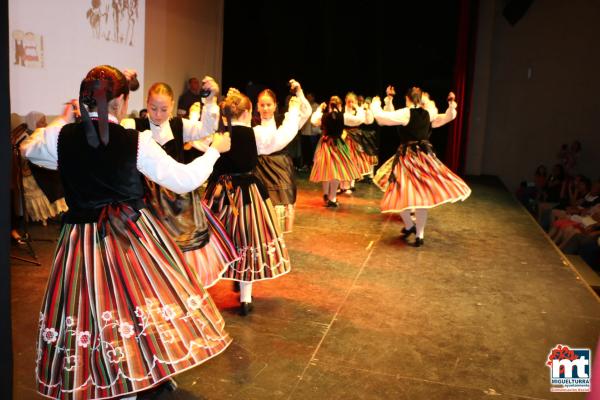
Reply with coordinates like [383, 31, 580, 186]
[374, 149, 471, 213]
[183, 202, 240, 288]
[204, 183, 291, 282]
[344, 130, 376, 176]
[35, 206, 231, 400]
[309, 137, 362, 182]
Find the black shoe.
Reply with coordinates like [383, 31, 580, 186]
[233, 281, 240, 293]
[400, 225, 416, 238]
[414, 237, 424, 247]
[323, 194, 329, 204]
[326, 200, 339, 208]
[349, 186, 356, 192]
[240, 302, 254, 316]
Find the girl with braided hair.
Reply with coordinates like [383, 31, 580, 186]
[22, 65, 232, 400]
[203, 89, 303, 316]
[309, 95, 362, 207]
[371, 87, 471, 246]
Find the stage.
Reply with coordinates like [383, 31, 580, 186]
[10, 175, 600, 399]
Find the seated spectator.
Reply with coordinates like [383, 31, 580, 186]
[538, 164, 566, 230]
[516, 164, 547, 214]
[139, 108, 148, 119]
[549, 179, 600, 249]
[177, 77, 202, 118]
[21, 111, 68, 225]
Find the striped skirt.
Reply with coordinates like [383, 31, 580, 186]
[36, 205, 232, 400]
[184, 203, 240, 288]
[204, 182, 291, 282]
[344, 130, 374, 176]
[309, 136, 362, 182]
[374, 148, 471, 213]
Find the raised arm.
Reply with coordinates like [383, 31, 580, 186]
[137, 130, 230, 194]
[21, 102, 75, 169]
[181, 76, 221, 141]
[430, 92, 457, 128]
[181, 101, 219, 141]
[255, 98, 302, 155]
[290, 79, 312, 129]
[370, 96, 410, 126]
[343, 106, 365, 127]
[311, 104, 325, 127]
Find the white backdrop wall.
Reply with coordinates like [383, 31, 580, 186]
[9, 0, 146, 116]
[466, 0, 600, 189]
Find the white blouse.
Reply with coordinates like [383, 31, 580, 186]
[310, 106, 368, 128]
[253, 90, 311, 154]
[21, 112, 220, 195]
[371, 99, 457, 128]
[120, 102, 219, 145]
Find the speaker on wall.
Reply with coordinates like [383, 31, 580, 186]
[503, 0, 534, 26]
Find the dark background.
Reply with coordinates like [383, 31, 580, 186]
[222, 0, 461, 162]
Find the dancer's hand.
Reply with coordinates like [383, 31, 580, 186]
[320, 102, 327, 111]
[371, 96, 381, 109]
[202, 76, 220, 101]
[289, 79, 302, 95]
[385, 85, 395, 97]
[447, 91, 456, 104]
[62, 99, 79, 122]
[210, 132, 231, 153]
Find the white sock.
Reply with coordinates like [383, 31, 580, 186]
[322, 181, 330, 196]
[400, 210, 414, 229]
[240, 282, 253, 303]
[415, 209, 428, 239]
[328, 180, 340, 201]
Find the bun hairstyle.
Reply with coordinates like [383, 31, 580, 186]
[147, 82, 174, 101]
[406, 86, 422, 108]
[220, 91, 252, 120]
[79, 65, 136, 147]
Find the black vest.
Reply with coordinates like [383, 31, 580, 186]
[57, 122, 145, 223]
[213, 125, 258, 175]
[399, 108, 431, 143]
[134, 117, 185, 163]
[322, 111, 344, 139]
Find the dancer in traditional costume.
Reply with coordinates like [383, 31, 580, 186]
[372, 88, 471, 246]
[121, 80, 238, 289]
[339, 92, 374, 194]
[203, 88, 303, 316]
[22, 65, 232, 400]
[309, 96, 362, 207]
[252, 82, 311, 233]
